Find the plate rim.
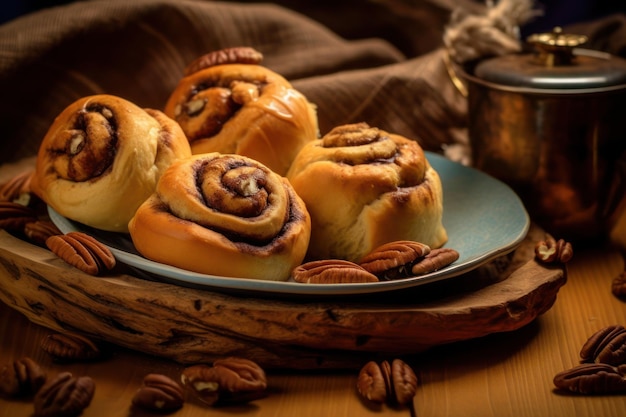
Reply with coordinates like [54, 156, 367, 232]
[48, 152, 530, 296]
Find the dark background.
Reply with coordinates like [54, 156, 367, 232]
[3, 0, 625, 33]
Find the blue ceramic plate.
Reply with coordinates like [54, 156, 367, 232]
[49, 152, 530, 296]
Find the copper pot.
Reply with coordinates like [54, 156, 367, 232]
[461, 28, 626, 242]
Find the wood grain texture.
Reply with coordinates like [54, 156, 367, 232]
[1, 241, 624, 417]
[0, 224, 564, 370]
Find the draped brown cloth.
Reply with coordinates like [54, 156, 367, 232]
[1, 0, 624, 164]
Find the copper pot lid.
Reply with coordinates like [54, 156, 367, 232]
[473, 27, 626, 91]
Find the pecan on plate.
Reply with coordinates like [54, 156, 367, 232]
[46, 232, 116, 275]
[41, 332, 102, 363]
[0, 357, 47, 398]
[410, 248, 460, 276]
[0, 201, 38, 232]
[359, 240, 431, 280]
[184, 47, 264, 76]
[553, 363, 626, 394]
[24, 220, 62, 246]
[132, 373, 184, 413]
[292, 259, 379, 284]
[181, 357, 267, 406]
[579, 325, 626, 366]
[33, 372, 95, 417]
[534, 235, 573, 263]
[357, 359, 418, 407]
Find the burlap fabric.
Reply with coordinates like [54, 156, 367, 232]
[1, 0, 624, 165]
[0, 0, 467, 164]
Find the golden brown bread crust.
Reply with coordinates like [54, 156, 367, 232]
[128, 153, 311, 281]
[286, 122, 447, 262]
[31, 94, 192, 232]
[164, 60, 319, 176]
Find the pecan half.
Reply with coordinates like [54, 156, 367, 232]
[553, 363, 626, 394]
[132, 373, 184, 413]
[292, 259, 379, 284]
[46, 232, 116, 275]
[0, 169, 33, 203]
[356, 361, 388, 403]
[24, 220, 62, 246]
[359, 240, 431, 280]
[580, 325, 626, 366]
[388, 359, 419, 406]
[184, 47, 264, 76]
[0, 201, 38, 232]
[357, 359, 418, 407]
[534, 236, 573, 263]
[181, 357, 267, 405]
[612, 271, 626, 298]
[0, 357, 47, 398]
[34, 372, 95, 417]
[41, 333, 102, 363]
[410, 248, 460, 276]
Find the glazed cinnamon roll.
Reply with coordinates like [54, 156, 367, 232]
[287, 122, 447, 262]
[128, 153, 311, 281]
[164, 47, 319, 176]
[31, 94, 192, 232]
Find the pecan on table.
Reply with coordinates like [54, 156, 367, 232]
[292, 259, 379, 284]
[33, 372, 95, 417]
[0, 357, 47, 398]
[41, 332, 102, 363]
[553, 363, 626, 394]
[132, 373, 184, 413]
[534, 235, 573, 263]
[612, 271, 626, 299]
[46, 232, 116, 275]
[356, 359, 418, 407]
[181, 357, 267, 406]
[579, 325, 626, 366]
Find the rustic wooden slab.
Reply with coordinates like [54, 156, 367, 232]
[0, 225, 565, 370]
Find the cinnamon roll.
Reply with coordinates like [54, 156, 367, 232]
[31, 94, 192, 232]
[128, 153, 311, 281]
[164, 47, 319, 176]
[287, 122, 447, 262]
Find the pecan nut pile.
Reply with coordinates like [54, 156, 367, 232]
[554, 325, 626, 394]
[359, 240, 459, 280]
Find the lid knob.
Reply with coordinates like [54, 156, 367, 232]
[526, 27, 588, 66]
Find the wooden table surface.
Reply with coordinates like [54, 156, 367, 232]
[1, 160, 626, 417]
